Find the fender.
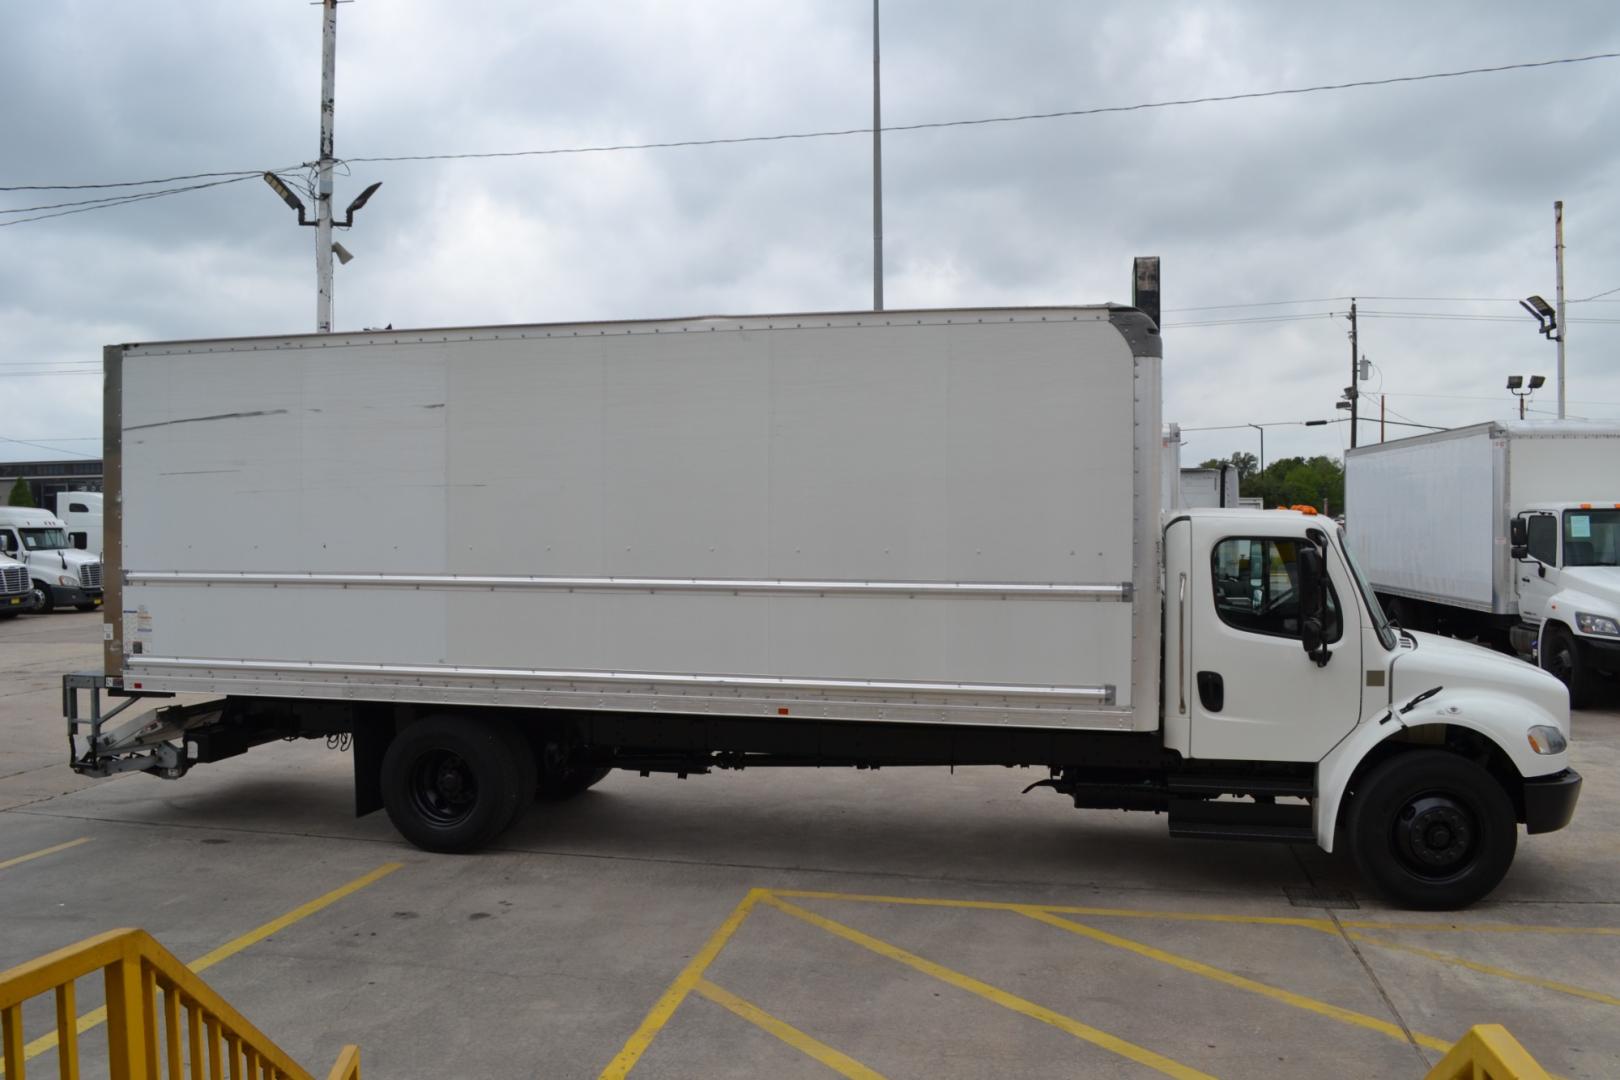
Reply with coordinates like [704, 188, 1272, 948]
[1313, 687, 1569, 852]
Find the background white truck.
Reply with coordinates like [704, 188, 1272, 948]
[0, 507, 104, 613]
[66, 303, 1578, 908]
[54, 490, 104, 558]
[1345, 421, 1620, 705]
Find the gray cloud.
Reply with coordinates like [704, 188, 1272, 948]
[3, 0, 1618, 469]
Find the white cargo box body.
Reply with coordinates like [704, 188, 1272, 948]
[1345, 421, 1620, 614]
[105, 307, 1162, 732]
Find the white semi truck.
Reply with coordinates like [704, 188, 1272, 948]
[0, 550, 35, 617]
[0, 507, 104, 613]
[1346, 422, 1620, 706]
[54, 490, 104, 558]
[65, 304, 1578, 908]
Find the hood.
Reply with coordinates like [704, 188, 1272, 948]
[1555, 566, 1620, 614]
[1392, 631, 1568, 732]
[57, 549, 101, 572]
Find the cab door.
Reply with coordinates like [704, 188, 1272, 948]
[1188, 524, 1363, 762]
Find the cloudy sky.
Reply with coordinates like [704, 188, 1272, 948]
[3, 1, 1617, 469]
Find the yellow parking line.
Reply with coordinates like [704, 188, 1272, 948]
[0, 837, 90, 872]
[772, 888, 1620, 938]
[20, 860, 404, 1064]
[763, 894, 1214, 1080]
[1020, 908, 1450, 1054]
[599, 888, 766, 1079]
[1348, 932, 1620, 1008]
[693, 979, 887, 1080]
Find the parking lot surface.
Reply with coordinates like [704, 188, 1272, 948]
[3, 611, 1618, 1078]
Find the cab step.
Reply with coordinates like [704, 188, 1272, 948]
[1167, 774, 1316, 798]
[1167, 798, 1315, 843]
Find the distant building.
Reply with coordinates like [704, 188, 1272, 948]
[0, 459, 103, 509]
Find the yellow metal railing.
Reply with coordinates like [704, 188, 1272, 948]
[0, 928, 359, 1080]
[1424, 1024, 1552, 1080]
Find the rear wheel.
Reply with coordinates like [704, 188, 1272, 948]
[381, 715, 527, 853]
[1347, 750, 1516, 910]
[1540, 624, 1591, 709]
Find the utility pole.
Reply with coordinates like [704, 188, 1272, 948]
[315, 0, 338, 333]
[1554, 200, 1566, 418]
[1380, 394, 1386, 443]
[871, 0, 884, 311]
[1348, 298, 1359, 449]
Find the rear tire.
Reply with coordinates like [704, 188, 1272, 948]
[1540, 623, 1591, 709]
[1347, 750, 1516, 910]
[381, 715, 526, 853]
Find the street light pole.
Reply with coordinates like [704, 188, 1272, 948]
[315, 0, 338, 333]
[1555, 200, 1566, 419]
[871, 0, 884, 312]
[1247, 422, 1264, 477]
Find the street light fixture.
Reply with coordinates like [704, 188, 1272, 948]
[1507, 374, 1546, 419]
[1519, 295, 1558, 340]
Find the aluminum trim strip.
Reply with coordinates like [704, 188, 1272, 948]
[128, 656, 1115, 702]
[123, 571, 1132, 600]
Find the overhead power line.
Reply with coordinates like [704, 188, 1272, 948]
[0, 174, 266, 228]
[0, 434, 99, 458]
[337, 50, 1620, 165]
[3, 49, 1614, 226]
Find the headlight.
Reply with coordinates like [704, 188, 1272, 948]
[1527, 725, 1568, 755]
[1575, 612, 1620, 637]
[56, 574, 79, 587]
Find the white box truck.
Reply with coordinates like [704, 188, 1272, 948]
[1346, 422, 1620, 706]
[65, 305, 1579, 908]
[0, 507, 104, 613]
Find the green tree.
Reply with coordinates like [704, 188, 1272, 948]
[1198, 451, 1259, 482]
[6, 477, 33, 507]
[1248, 455, 1344, 514]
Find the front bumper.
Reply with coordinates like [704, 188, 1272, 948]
[2, 590, 37, 613]
[48, 584, 101, 608]
[1523, 768, 1582, 834]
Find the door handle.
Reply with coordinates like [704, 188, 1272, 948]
[1196, 671, 1224, 713]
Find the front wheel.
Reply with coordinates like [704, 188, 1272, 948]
[381, 715, 528, 853]
[1347, 750, 1517, 910]
[31, 582, 53, 614]
[1540, 624, 1591, 709]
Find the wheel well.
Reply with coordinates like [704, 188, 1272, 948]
[1338, 724, 1526, 829]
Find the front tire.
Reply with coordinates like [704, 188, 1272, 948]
[1347, 750, 1517, 910]
[31, 582, 53, 614]
[381, 715, 527, 853]
[1540, 623, 1591, 709]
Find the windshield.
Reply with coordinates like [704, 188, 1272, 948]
[1563, 509, 1620, 567]
[20, 527, 70, 551]
[1337, 526, 1397, 650]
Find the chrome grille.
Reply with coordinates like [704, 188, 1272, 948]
[80, 563, 102, 590]
[1, 565, 25, 594]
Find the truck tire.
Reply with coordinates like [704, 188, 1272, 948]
[1540, 624, 1591, 709]
[1347, 750, 1516, 910]
[381, 715, 529, 853]
[31, 581, 53, 615]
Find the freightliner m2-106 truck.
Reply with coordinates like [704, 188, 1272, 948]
[67, 305, 1578, 908]
[1346, 421, 1620, 706]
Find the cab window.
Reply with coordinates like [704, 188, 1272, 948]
[1527, 514, 1557, 565]
[1211, 537, 1342, 642]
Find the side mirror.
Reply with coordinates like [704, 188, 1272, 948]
[1509, 517, 1528, 560]
[1298, 544, 1331, 667]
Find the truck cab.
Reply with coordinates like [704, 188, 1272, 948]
[0, 507, 104, 614]
[1165, 507, 1577, 907]
[1511, 502, 1620, 705]
[0, 550, 36, 617]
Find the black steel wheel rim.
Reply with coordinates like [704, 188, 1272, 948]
[1390, 793, 1478, 878]
[408, 748, 478, 827]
